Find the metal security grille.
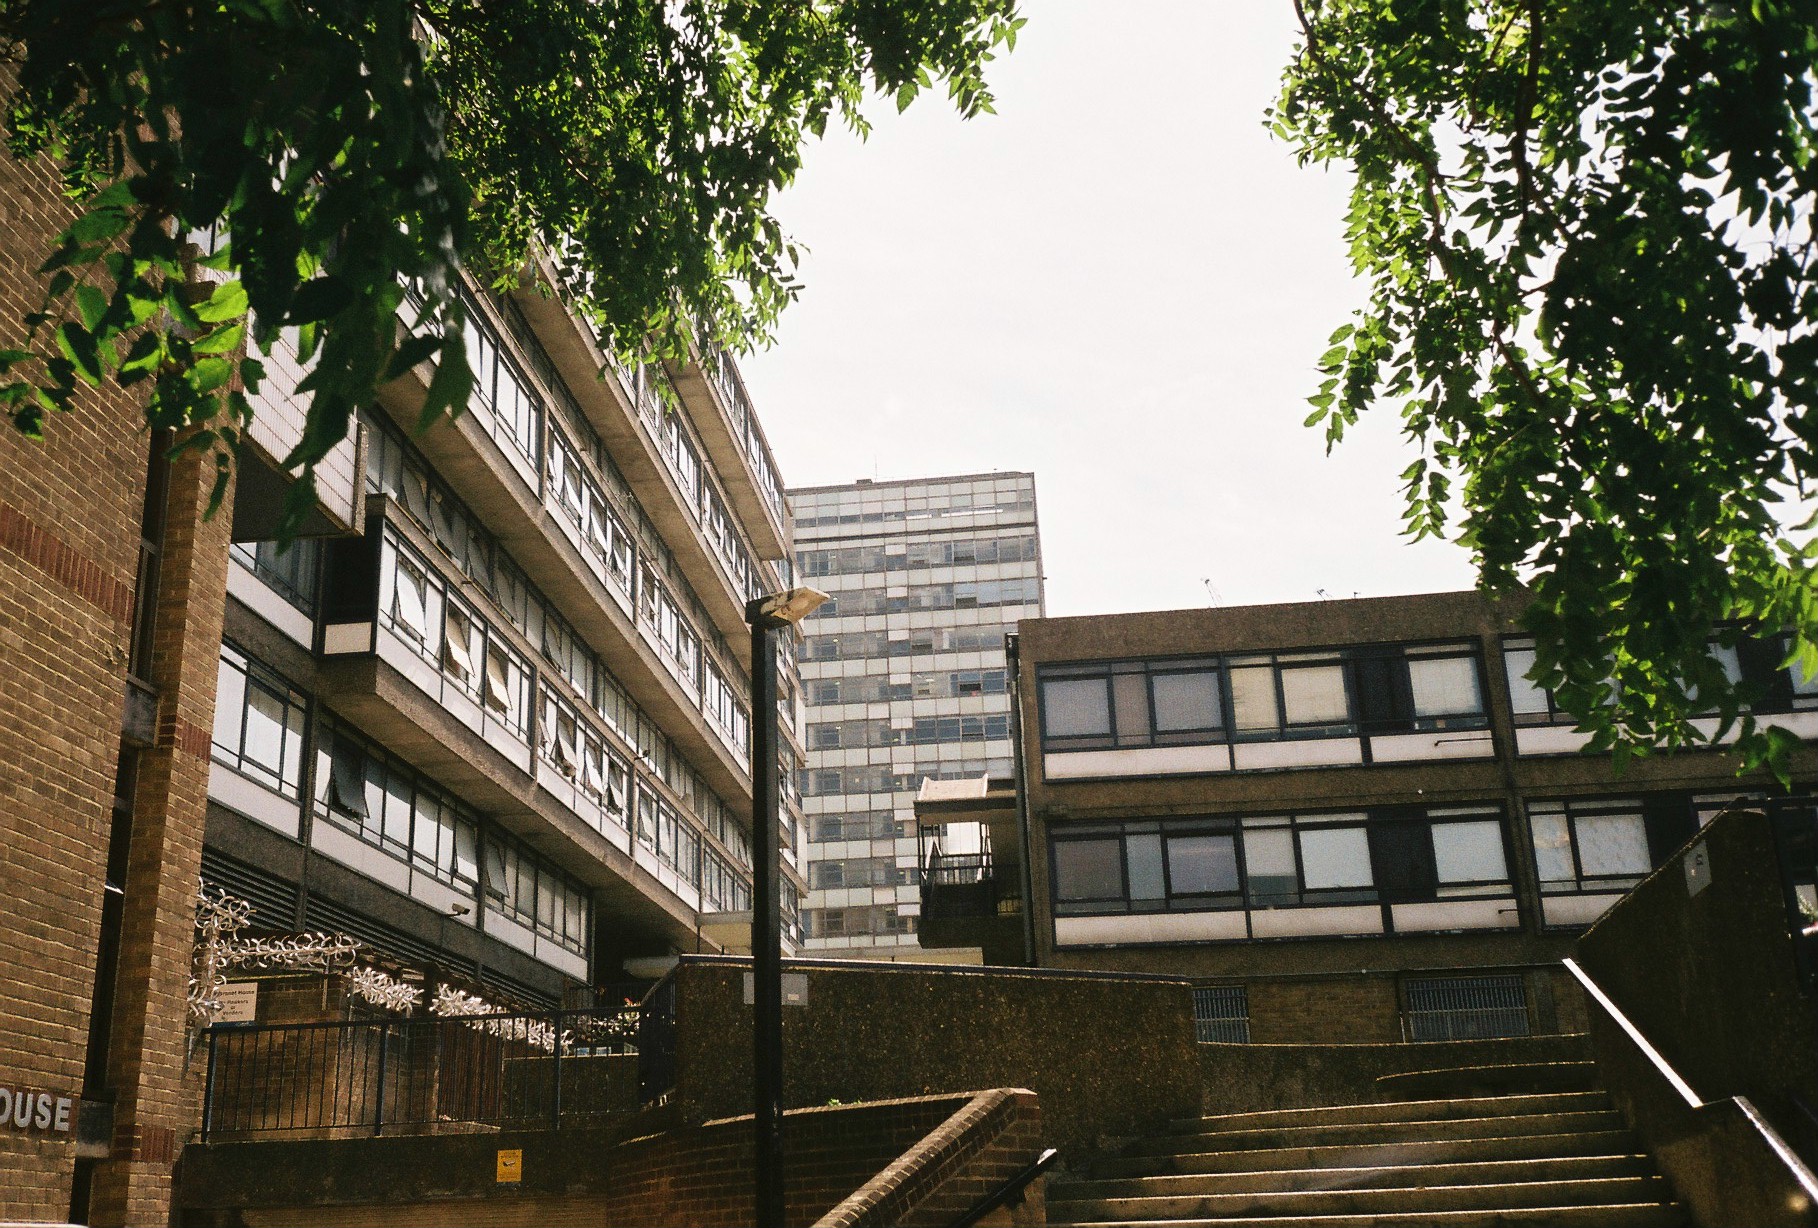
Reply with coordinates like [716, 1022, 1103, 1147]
[1192, 985, 1251, 1043]
[1404, 974, 1530, 1041]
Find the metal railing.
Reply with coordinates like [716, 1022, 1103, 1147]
[920, 852, 997, 921]
[199, 1007, 639, 1139]
[1403, 973, 1531, 1041]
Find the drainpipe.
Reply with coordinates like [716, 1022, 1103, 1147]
[1006, 633, 1038, 967]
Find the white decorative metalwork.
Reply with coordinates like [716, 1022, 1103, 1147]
[430, 984, 557, 1051]
[345, 965, 425, 1014]
[189, 882, 254, 1024]
[191, 880, 390, 1025]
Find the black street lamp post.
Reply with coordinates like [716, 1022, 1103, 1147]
[744, 586, 826, 1228]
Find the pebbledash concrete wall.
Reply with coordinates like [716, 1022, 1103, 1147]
[177, 1090, 1043, 1228]
[0, 141, 148, 1224]
[663, 957, 1200, 1154]
[1577, 805, 1818, 1157]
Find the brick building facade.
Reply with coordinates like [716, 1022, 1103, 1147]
[0, 131, 806, 1224]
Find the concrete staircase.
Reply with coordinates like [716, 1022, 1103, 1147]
[1047, 1088, 1687, 1227]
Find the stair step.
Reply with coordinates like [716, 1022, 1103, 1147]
[1042, 1202, 1686, 1228]
[1090, 1129, 1643, 1178]
[1376, 1061, 1600, 1099]
[1057, 1152, 1655, 1199]
[1169, 1091, 1610, 1134]
[1049, 1174, 1672, 1220]
[1123, 1109, 1626, 1155]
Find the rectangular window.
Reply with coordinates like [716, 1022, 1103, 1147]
[1279, 663, 1350, 728]
[312, 712, 479, 891]
[1529, 798, 1655, 895]
[212, 644, 308, 798]
[1038, 659, 1226, 750]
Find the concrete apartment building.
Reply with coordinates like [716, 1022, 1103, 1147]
[792, 473, 1043, 958]
[0, 138, 805, 1224]
[918, 590, 1814, 1042]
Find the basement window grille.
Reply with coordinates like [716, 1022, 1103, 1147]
[1404, 974, 1530, 1041]
[1192, 985, 1250, 1044]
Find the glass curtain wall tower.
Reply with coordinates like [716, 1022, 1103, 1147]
[791, 473, 1043, 958]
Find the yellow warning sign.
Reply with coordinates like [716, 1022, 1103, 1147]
[496, 1148, 523, 1183]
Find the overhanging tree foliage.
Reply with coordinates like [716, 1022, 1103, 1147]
[1274, 0, 1818, 773]
[0, 0, 1021, 513]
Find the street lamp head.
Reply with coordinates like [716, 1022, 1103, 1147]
[746, 586, 829, 629]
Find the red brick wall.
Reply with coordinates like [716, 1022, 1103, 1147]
[0, 145, 151, 1223]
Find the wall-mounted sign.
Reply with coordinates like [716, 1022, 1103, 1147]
[742, 972, 808, 1006]
[1, 1085, 74, 1134]
[1684, 840, 1712, 897]
[218, 981, 259, 1024]
[496, 1148, 523, 1183]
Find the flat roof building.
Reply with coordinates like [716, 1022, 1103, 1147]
[792, 473, 1043, 959]
[918, 590, 1812, 1042]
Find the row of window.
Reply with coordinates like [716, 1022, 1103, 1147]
[798, 534, 1040, 578]
[696, 339, 787, 524]
[808, 714, 1011, 751]
[211, 641, 755, 948]
[478, 286, 769, 610]
[806, 669, 1008, 707]
[379, 533, 760, 877]
[366, 369, 753, 767]
[365, 472, 752, 843]
[316, 706, 590, 956]
[811, 856, 909, 890]
[1041, 635, 1818, 756]
[812, 811, 909, 843]
[792, 491, 1036, 529]
[1046, 791, 1716, 927]
[802, 625, 1012, 663]
[806, 904, 917, 938]
[1039, 644, 1486, 753]
[1052, 806, 1510, 920]
[817, 577, 1042, 619]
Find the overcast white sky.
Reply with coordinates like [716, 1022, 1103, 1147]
[737, 0, 1478, 618]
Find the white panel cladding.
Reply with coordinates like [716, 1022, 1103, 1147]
[1232, 738, 1365, 772]
[1053, 910, 1250, 947]
[322, 622, 373, 654]
[1043, 744, 1231, 780]
[535, 940, 588, 980]
[226, 561, 314, 647]
[1369, 731, 1496, 763]
[1760, 710, 1818, 739]
[1389, 897, 1520, 933]
[311, 821, 411, 894]
[246, 336, 362, 529]
[1542, 893, 1622, 928]
[1515, 725, 1593, 755]
[485, 911, 539, 957]
[206, 763, 302, 839]
[1247, 904, 1384, 938]
[408, 873, 476, 922]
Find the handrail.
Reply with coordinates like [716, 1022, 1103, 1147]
[948, 1147, 1058, 1228]
[1560, 959, 1700, 1107]
[1562, 957, 1818, 1205]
